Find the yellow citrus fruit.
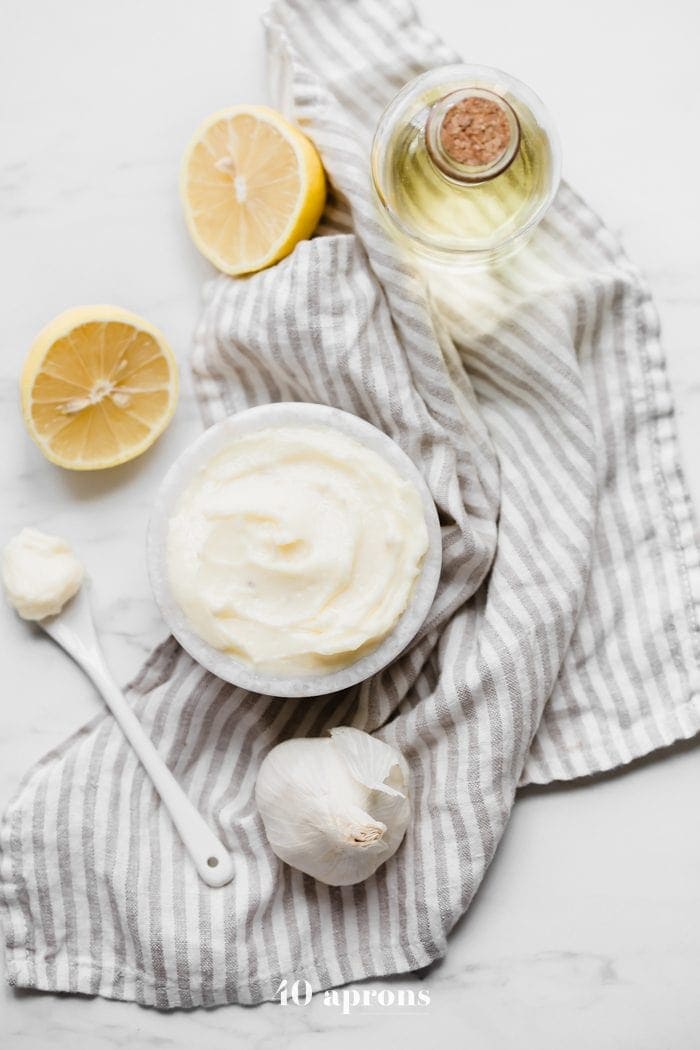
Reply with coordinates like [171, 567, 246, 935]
[20, 306, 178, 470]
[180, 105, 326, 275]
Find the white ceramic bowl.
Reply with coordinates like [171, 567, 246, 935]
[147, 403, 442, 697]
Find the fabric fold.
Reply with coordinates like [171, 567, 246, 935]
[2, 0, 700, 1008]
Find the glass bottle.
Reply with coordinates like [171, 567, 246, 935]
[371, 64, 561, 269]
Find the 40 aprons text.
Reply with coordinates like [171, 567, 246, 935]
[276, 979, 431, 1013]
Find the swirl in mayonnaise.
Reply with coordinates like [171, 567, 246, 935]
[166, 425, 429, 675]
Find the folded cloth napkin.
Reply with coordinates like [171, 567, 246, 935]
[2, 0, 700, 1009]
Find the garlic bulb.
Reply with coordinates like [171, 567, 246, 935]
[255, 727, 411, 886]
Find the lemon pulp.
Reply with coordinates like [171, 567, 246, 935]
[180, 105, 326, 275]
[21, 305, 178, 470]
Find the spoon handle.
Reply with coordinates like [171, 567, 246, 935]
[86, 658, 234, 887]
[40, 587, 233, 888]
[80, 656, 233, 886]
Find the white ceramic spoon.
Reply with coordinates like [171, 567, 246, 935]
[39, 584, 234, 888]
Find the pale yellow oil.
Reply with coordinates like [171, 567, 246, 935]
[376, 93, 554, 256]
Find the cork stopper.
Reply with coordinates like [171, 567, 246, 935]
[426, 88, 520, 184]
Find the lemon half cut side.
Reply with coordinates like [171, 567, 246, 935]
[180, 105, 326, 276]
[21, 305, 179, 471]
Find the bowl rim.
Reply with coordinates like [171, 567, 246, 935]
[147, 402, 443, 698]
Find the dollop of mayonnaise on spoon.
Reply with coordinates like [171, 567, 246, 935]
[2, 527, 83, 620]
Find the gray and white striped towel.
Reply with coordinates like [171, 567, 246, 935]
[2, 0, 700, 1008]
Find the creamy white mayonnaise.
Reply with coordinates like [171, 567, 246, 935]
[2, 527, 84, 620]
[167, 425, 429, 675]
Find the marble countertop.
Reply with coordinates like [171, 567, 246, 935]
[1, 0, 699, 1046]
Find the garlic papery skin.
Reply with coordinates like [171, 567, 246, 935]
[255, 727, 411, 886]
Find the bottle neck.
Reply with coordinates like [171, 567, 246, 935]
[425, 88, 521, 185]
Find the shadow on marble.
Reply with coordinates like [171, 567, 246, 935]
[54, 442, 166, 502]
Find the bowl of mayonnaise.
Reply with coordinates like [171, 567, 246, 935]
[148, 403, 442, 697]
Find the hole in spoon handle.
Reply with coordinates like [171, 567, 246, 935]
[190, 832, 234, 888]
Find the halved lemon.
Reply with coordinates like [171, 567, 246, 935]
[180, 105, 326, 275]
[21, 306, 178, 470]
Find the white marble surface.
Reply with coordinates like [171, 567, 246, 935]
[1, 0, 699, 1046]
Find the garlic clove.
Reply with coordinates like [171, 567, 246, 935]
[255, 729, 411, 886]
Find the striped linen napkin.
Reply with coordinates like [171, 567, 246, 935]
[2, 0, 700, 1008]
